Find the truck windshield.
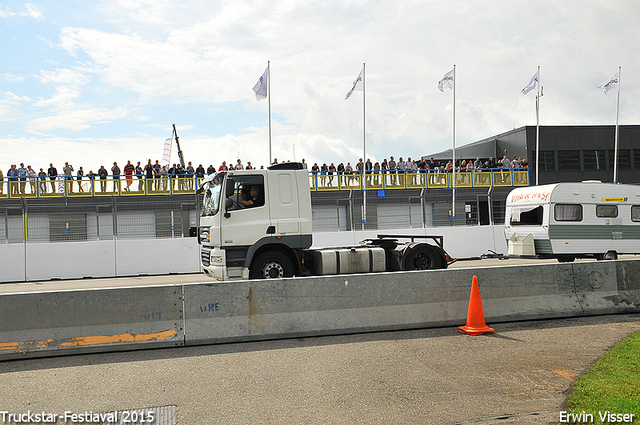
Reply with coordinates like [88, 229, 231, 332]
[201, 173, 224, 216]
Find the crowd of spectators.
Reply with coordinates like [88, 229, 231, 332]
[1, 155, 528, 196]
[308, 155, 528, 187]
[0, 158, 273, 196]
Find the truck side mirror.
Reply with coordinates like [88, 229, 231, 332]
[225, 178, 235, 197]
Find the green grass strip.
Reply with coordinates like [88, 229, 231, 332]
[564, 330, 640, 424]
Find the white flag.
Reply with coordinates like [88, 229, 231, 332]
[438, 68, 454, 92]
[252, 66, 268, 101]
[521, 70, 539, 95]
[345, 68, 364, 100]
[162, 137, 172, 164]
[597, 72, 619, 94]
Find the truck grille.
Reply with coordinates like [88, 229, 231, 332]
[201, 246, 211, 266]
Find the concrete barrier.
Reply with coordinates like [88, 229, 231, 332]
[183, 272, 470, 345]
[183, 260, 640, 345]
[449, 263, 584, 322]
[573, 260, 640, 315]
[1, 260, 639, 360]
[0, 285, 184, 360]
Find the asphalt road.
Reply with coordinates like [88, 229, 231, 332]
[1, 313, 639, 424]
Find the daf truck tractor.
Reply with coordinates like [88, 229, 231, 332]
[197, 162, 448, 280]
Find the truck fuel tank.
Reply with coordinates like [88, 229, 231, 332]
[307, 247, 386, 275]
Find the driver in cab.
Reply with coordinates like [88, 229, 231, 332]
[238, 185, 264, 208]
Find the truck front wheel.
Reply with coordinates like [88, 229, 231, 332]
[250, 251, 294, 279]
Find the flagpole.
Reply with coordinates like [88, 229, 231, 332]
[535, 65, 541, 186]
[451, 65, 456, 221]
[267, 61, 272, 164]
[613, 66, 621, 183]
[362, 63, 366, 230]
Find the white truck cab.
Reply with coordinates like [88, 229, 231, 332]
[197, 162, 448, 280]
[198, 162, 312, 280]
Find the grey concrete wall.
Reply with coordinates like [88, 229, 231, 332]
[1, 259, 638, 360]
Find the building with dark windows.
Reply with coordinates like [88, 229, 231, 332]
[425, 125, 640, 185]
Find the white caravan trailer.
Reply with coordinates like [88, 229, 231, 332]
[504, 181, 640, 262]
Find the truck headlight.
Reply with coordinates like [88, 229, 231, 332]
[212, 256, 223, 264]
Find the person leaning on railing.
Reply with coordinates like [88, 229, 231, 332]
[7, 164, 19, 195]
[345, 162, 354, 185]
[136, 161, 144, 192]
[153, 160, 161, 191]
[38, 168, 47, 194]
[18, 163, 27, 195]
[123, 160, 134, 192]
[98, 165, 108, 192]
[337, 162, 345, 186]
[76, 166, 85, 193]
[144, 160, 154, 192]
[87, 170, 96, 192]
[47, 163, 57, 193]
[27, 165, 36, 194]
[160, 165, 168, 191]
[186, 161, 195, 190]
[111, 162, 120, 192]
[63, 162, 74, 193]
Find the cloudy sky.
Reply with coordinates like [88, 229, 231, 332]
[1, 0, 638, 173]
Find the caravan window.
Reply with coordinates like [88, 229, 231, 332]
[510, 206, 543, 226]
[632, 206, 640, 222]
[596, 205, 618, 218]
[554, 204, 582, 222]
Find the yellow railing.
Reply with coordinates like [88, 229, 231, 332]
[308, 169, 529, 191]
[0, 169, 530, 199]
[0, 176, 201, 199]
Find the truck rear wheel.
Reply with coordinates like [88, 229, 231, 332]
[403, 245, 445, 270]
[250, 251, 294, 279]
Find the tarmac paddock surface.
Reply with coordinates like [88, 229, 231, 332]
[1, 313, 639, 424]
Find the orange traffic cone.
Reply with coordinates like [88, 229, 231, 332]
[458, 275, 494, 335]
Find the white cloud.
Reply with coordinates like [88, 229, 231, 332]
[37, 65, 94, 86]
[3, 91, 31, 102]
[101, 0, 178, 26]
[0, 9, 16, 18]
[33, 86, 81, 108]
[0, 92, 30, 122]
[28, 106, 129, 132]
[22, 3, 43, 21]
[3, 73, 26, 82]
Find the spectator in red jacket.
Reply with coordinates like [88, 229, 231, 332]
[124, 160, 135, 192]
